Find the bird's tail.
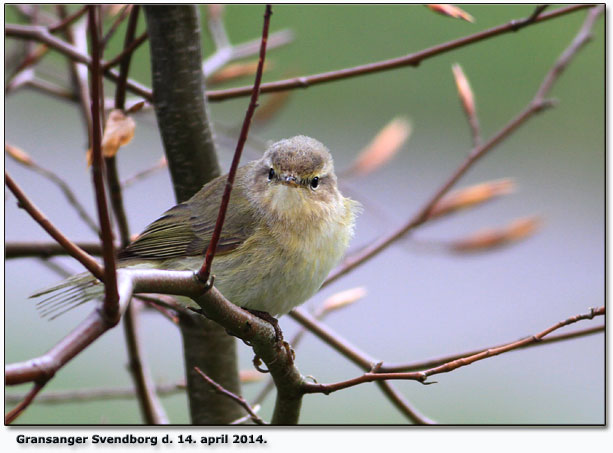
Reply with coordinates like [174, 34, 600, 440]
[31, 272, 105, 319]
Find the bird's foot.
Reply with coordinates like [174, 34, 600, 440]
[246, 309, 284, 342]
[245, 309, 295, 364]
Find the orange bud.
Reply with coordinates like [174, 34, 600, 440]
[87, 109, 135, 165]
[239, 369, 263, 384]
[126, 100, 146, 113]
[347, 117, 411, 177]
[105, 4, 130, 17]
[208, 60, 271, 85]
[207, 4, 225, 21]
[5, 143, 34, 167]
[452, 63, 476, 118]
[430, 179, 515, 219]
[427, 4, 475, 23]
[321, 287, 367, 314]
[451, 216, 541, 252]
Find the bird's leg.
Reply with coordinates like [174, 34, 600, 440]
[246, 309, 283, 341]
[246, 309, 295, 362]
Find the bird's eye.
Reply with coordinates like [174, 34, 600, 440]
[268, 168, 275, 181]
[310, 176, 319, 189]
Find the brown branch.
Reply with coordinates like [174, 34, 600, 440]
[113, 5, 140, 112]
[290, 308, 375, 369]
[5, 44, 49, 87]
[376, 380, 435, 424]
[102, 31, 148, 72]
[302, 306, 605, 394]
[5, 23, 153, 101]
[6, 144, 99, 233]
[289, 308, 431, 424]
[57, 6, 93, 145]
[102, 5, 168, 425]
[194, 367, 266, 425]
[5, 173, 104, 281]
[6, 381, 186, 405]
[420, 306, 605, 380]
[196, 4, 272, 282]
[380, 324, 604, 373]
[48, 5, 88, 33]
[5, 274, 133, 387]
[100, 5, 130, 47]
[4, 5, 588, 107]
[88, 5, 119, 323]
[122, 301, 169, 424]
[5, 241, 104, 259]
[5, 382, 44, 424]
[121, 157, 167, 189]
[323, 4, 603, 287]
[205, 4, 591, 101]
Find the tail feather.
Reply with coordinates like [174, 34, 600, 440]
[31, 272, 104, 318]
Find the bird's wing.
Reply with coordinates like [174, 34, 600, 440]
[119, 165, 258, 261]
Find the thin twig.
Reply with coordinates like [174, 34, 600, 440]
[48, 5, 88, 33]
[194, 367, 266, 425]
[302, 307, 605, 394]
[100, 5, 130, 48]
[5, 5, 589, 106]
[5, 273, 134, 387]
[101, 4, 168, 425]
[203, 29, 294, 78]
[5, 172, 104, 281]
[196, 4, 272, 282]
[205, 4, 591, 101]
[6, 381, 186, 405]
[5, 382, 44, 424]
[101, 31, 148, 71]
[121, 157, 167, 189]
[323, 4, 603, 287]
[58, 7, 93, 143]
[380, 324, 605, 373]
[256, 301, 434, 424]
[5, 23, 154, 101]
[122, 301, 169, 424]
[5, 44, 49, 87]
[5, 241, 104, 258]
[6, 144, 99, 233]
[88, 5, 119, 323]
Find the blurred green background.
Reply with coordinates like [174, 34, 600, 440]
[4, 4, 604, 424]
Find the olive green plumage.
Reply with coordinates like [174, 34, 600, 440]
[34, 136, 359, 318]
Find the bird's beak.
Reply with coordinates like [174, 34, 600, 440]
[282, 174, 299, 187]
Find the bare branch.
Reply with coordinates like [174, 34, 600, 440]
[102, 31, 148, 71]
[5, 23, 153, 101]
[205, 5, 591, 101]
[323, 5, 603, 287]
[194, 367, 266, 425]
[5, 241, 104, 259]
[121, 157, 167, 189]
[5, 273, 134, 387]
[6, 381, 186, 405]
[380, 324, 605, 373]
[197, 4, 272, 283]
[5, 172, 104, 281]
[48, 5, 88, 33]
[6, 143, 99, 233]
[5, 382, 44, 424]
[88, 6, 120, 323]
[302, 307, 604, 394]
[100, 5, 130, 47]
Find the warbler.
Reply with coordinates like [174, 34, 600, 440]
[35, 136, 360, 319]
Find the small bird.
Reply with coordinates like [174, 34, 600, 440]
[35, 136, 360, 322]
